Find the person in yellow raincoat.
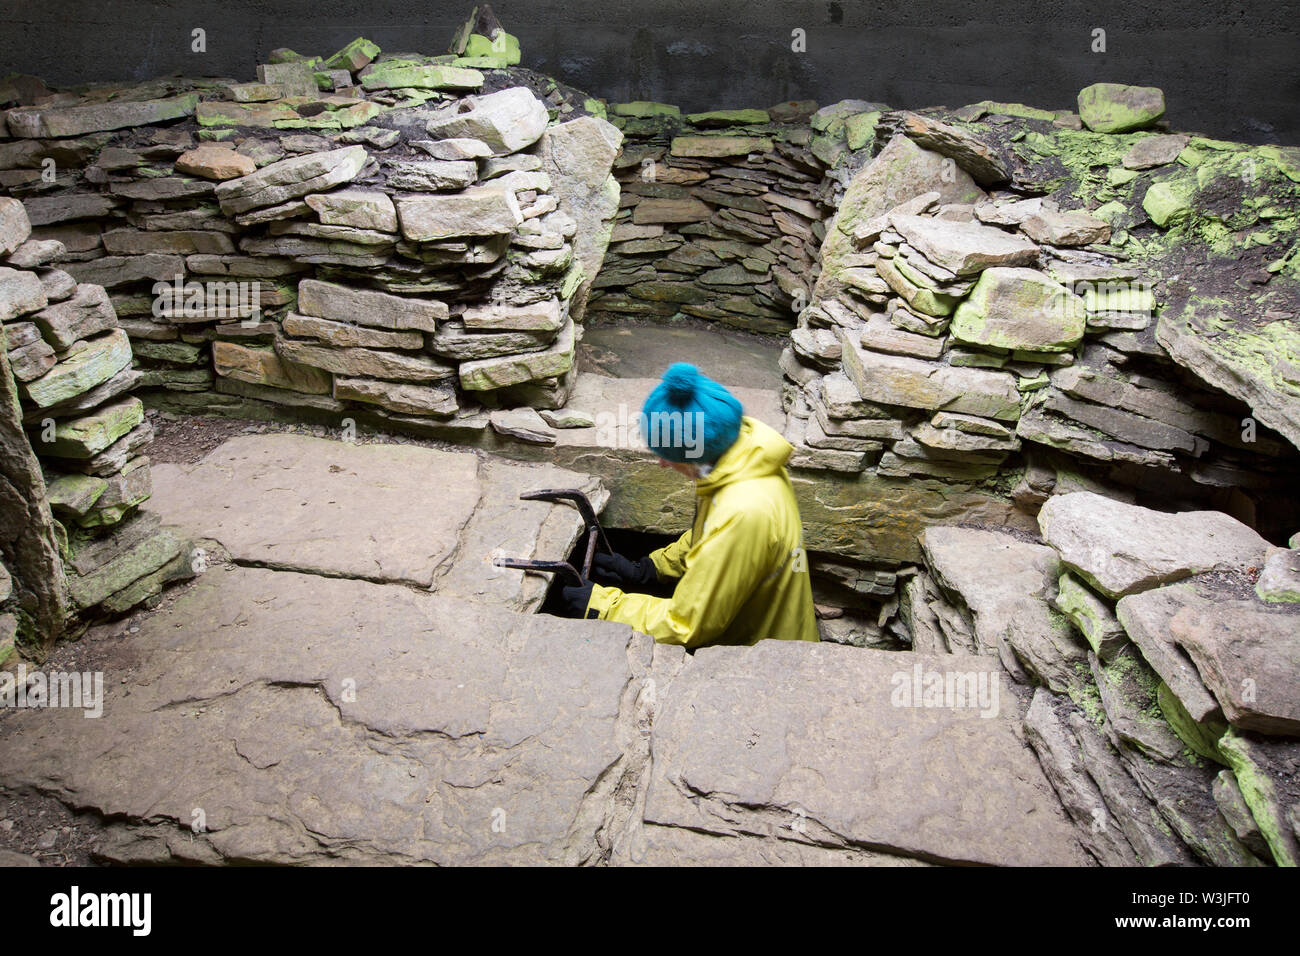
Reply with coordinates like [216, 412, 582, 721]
[559, 362, 818, 649]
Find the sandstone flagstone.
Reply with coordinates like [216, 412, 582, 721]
[490, 406, 556, 444]
[462, 297, 563, 332]
[424, 87, 548, 154]
[1114, 583, 1222, 723]
[333, 375, 458, 417]
[1020, 208, 1111, 247]
[0, 565, 652, 865]
[175, 144, 258, 180]
[6, 93, 198, 138]
[921, 525, 1087, 693]
[148, 433, 603, 600]
[1023, 687, 1188, 866]
[0, 266, 46, 321]
[211, 341, 332, 394]
[1216, 731, 1300, 867]
[893, 110, 1009, 185]
[1256, 548, 1300, 604]
[282, 312, 423, 349]
[275, 336, 454, 383]
[459, 319, 575, 390]
[1053, 571, 1127, 660]
[536, 115, 623, 321]
[889, 214, 1039, 277]
[63, 254, 183, 290]
[951, 267, 1086, 352]
[305, 188, 397, 232]
[430, 320, 550, 360]
[1169, 601, 1300, 736]
[386, 158, 478, 191]
[395, 185, 522, 241]
[20, 328, 132, 408]
[360, 62, 483, 92]
[36, 395, 144, 458]
[5, 238, 65, 269]
[0, 197, 31, 255]
[1038, 492, 1270, 598]
[643, 640, 1089, 866]
[840, 331, 1021, 420]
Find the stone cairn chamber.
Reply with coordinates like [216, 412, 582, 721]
[1, 7, 1298, 866]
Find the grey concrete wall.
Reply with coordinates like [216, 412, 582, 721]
[1, 0, 1297, 143]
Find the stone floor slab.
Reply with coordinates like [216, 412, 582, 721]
[640, 640, 1091, 866]
[149, 433, 605, 608]
[0, 566, 653, 865]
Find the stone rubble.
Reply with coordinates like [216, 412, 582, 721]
[903, 492, 1300, 867]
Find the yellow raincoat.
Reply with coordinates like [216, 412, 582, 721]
[585, 416, 819, 648]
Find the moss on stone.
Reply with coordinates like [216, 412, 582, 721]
[463, 30, 521, 65]
[977, 101, 1057, 122]
[1157, 681, 1227, 764]
[609, 101, 681, 119]
[686, 108, 770, 126]
[1142, 176, 1196, 227]
[844, 110, 881, 151]
[1068, 663, 1108, 729]
[1217, 730, 1297, 866]
[1017, 128, 1146, 208]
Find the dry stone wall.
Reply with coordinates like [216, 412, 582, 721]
[2, 40, 623, 445]
[587, 100, 829, 334]
[1, 196, 193, 659]
[777, 99, 1300, 545]
[4, 26, 1300, 661]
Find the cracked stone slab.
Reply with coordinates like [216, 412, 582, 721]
[148, 433, 604, 607]
[431, 456, 609, 613]
[613, 823, 931, 866]
[640, 641, 1091, 866]
[0, 566, 658, 865]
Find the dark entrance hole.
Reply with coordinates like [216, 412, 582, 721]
[536, 527, 679, 615]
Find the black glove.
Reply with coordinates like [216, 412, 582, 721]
[559, 579, 595, 619]
[592, 552, 659, 590]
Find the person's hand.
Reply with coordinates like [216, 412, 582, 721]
[559, 579, 594, 618]
[592, 552, 658, 590]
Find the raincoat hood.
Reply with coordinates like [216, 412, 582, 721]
[696, 417, 792, 495]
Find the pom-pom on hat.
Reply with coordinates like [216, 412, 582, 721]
[640, 363, 743, 464]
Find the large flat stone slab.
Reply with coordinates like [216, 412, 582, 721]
[0, 567, 657, 865]
[0, 564, 1091, 867]
[148, 433, 605, 606]
[1039, 491, 1270, 598]
[641, 641, 1090, 866]
[840, 333, 1022, 421]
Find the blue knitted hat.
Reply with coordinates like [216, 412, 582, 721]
[641, 363, 743, 464]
